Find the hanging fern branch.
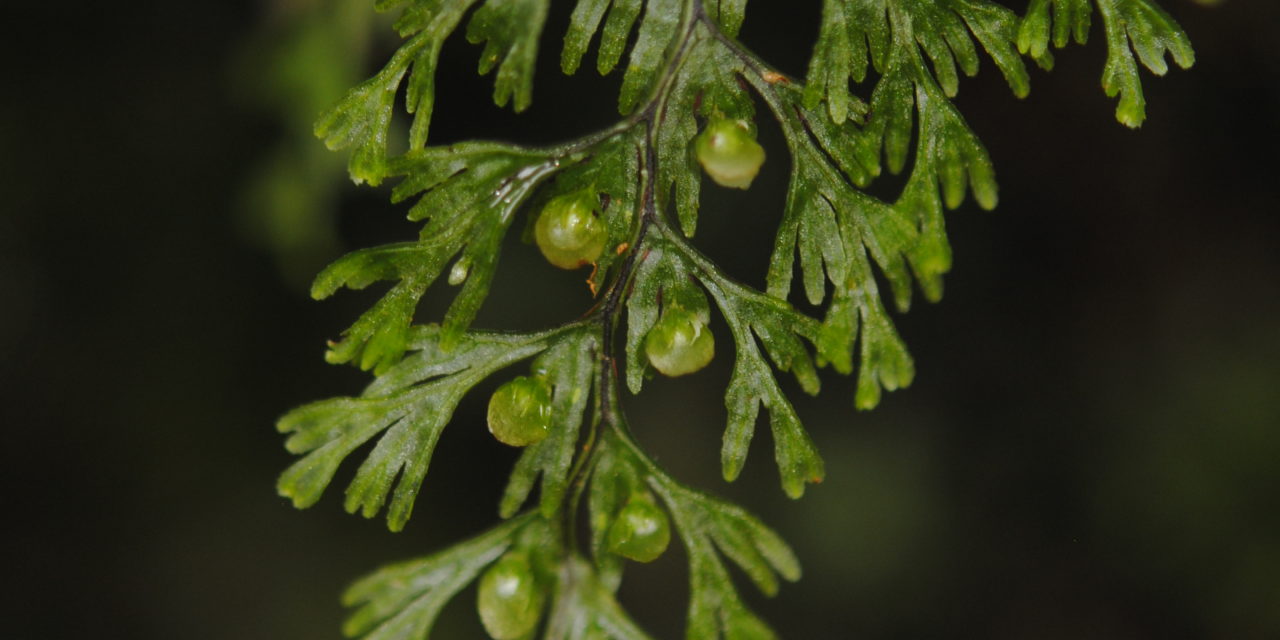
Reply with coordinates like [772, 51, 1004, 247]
[276, 0, 1193, 637]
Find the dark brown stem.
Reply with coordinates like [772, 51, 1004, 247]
[557, 1, 704, 553]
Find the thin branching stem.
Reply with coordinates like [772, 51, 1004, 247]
[560, 0, 704, 556]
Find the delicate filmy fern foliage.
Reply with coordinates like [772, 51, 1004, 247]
[277, 0, 1192, 637]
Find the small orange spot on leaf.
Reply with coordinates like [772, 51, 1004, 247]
[587, 262, 600, 296]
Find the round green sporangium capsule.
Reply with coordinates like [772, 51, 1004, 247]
[477, 551, 544, 639]
[606, 495, 671, 562]
[695, 118, 766, 189]
[487, 376, 553, 447]
[535, 190, 607, 269]
[645, 307, 715, 377]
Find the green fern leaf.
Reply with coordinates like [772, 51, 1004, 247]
[623, 242, 682, 395]
[1096, 0, 1195, 127]
[314, 0, 480, 181]
[562, 0, 614, 75]
[945, 0, 1032, 97]
[597, 0, 643, 76]
[806, 0, 890, 113]
[762, 95, 893, 307]
[833, 264, 916, 411]
[533, 134, 641, 293]
[314, 243, 448, 375]
[1017, 0, 1092, 68]
[342, 515, 531, 639]
[720, 345, 825, 498]
[651, 474, 800, 638]
[499, 331, 599, 518]
[316, 143, 557, 371]
[806, 0, 1028, 127]
[617, 0, 681, 114]
[544, 556, 654, 640]
[587, 442, 634, 590]
[743, 73, 919, 410]
[286, 2, 1197, 636]
[654, 51, 702, 236]
[393, 143, 554, 230]
[278, 326, 559, 530]
[704, 0, 748, 38]
[855, 55, 995, 303]
[397, 1, 479, 149]
[313, 39, 416, 186]
[887, 80, 997, 300]
[657, 37, 755, 237]
[465, 0, 550, 112]
[670, 237, 825, 496]
[805, 0, 859, 124]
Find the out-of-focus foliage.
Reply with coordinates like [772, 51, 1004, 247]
[235, 0, 384, 285]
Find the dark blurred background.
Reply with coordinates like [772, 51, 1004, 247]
[3, 1, 1277, 638]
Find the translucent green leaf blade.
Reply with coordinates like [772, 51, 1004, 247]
[562, 0, 611, 75]
[624, 243, 684, 394]
[277, 396, 408, 510]
[596, 0, 641, 76]
[465, 0, 549, 112]
[544, 556, 655, 640]
[677, 239, 825, 494]
[950, 0, 1032, 98]
[617, 0, 680, 114]
[652, 478, 796, 639]
[499, 331, 598, 518]
[342, 516, 529, 639]
[706, 0, 748, 37]
[280, 329, 553, 529]
[1096, 0, 1194, 128]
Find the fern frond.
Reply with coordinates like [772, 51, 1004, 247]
[597, 0, 644, 76]
[277, 326, 567, 530]
[562, 0, 694, 114]
[650, 469, 800, 638]
[313, 143, 558, 372]
[653, 231, 827, 497]
[562, 0, 614, 75]
[499, 331, 599, 519]
[591, 431, 800, 638]
[283, 2, 1197, 637]
[466, 0, 550, 112]
[729, 58, 922, 410]
[703, 0, 748, 38]
[1017, 0, 1194, 126]
[1097, 0, 1195, 127]
[534, 134, 643, 293]
[806, 0, 1030, 126]
[544, 556, 654, 640]
[1017, 0, 1092, 67]
[623, 241, 681, 395]
[342, 514, 531, 638]
[617, 0, 683, 114]
[653, 46, 703, 236]
[315, 0, 478, 182]
[657, 34, 759, 237]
